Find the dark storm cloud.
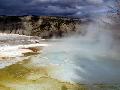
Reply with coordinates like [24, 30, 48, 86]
[0, 0, 113, 16]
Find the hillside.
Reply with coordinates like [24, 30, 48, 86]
[0, 16, 84, 38]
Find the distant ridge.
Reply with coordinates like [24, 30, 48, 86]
[0, 16, 88, 38]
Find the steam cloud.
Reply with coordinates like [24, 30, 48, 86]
[38, 14, 120, 84]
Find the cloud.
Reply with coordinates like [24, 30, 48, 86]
[0, 0, 114, 16]
[87, 0, 104, 4]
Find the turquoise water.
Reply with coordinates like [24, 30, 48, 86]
[36, 37, 120, 84]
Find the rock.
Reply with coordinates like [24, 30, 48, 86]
[0, 16, 84, 39]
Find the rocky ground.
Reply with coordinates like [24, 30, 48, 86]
[0, 33, 45, 45]
[0, 33, 48, 68]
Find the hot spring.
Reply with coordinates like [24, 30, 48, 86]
[0, 17, 120, 90]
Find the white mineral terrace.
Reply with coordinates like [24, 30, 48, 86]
[0, 33, 49, 68]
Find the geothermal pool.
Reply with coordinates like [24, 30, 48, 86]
[0, 34, 120, 90]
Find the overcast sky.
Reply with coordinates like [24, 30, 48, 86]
[0, 0, 115, 16]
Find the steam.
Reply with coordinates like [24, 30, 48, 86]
[35, 15, 120, 84]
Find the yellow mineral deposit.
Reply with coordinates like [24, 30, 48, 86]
[0, 44, 87, 90]
[0, 58, 87, 90]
